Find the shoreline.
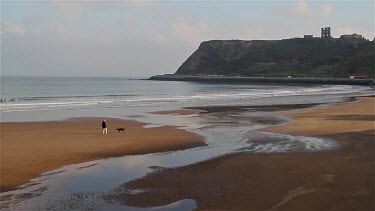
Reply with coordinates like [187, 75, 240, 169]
[149, 75, 375, 85]
[0, 118, 205, 192]
[116, 97, 374, 210]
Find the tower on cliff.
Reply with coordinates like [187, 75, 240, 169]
[321, 27, 331, 38]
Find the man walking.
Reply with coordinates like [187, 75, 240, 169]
[102, 120, 108, 135]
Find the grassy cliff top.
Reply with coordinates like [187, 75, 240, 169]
[175, 38, 374, 78]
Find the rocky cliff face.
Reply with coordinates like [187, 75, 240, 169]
[175, 39, 374, 78]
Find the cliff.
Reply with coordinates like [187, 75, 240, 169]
[175, 38, 374, 78]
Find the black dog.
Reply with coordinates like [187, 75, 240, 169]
[116, 128, 125, 132]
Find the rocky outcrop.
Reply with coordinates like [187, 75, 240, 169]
[175, 38, 374, 78]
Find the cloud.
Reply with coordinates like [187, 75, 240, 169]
[335, 27, 373, 39]
[336, 27, 355, 35]
[171, 21, 210, 44]
[273, 1, 333, 19]
[321, 4, 334, 17]
[148, 33, 169, 44]
[241, 26, 266, 40]
[1, 1, 372, 76]
[48, 1, 157, 19]
[49, 2, 89, 18]
[295, 0, 309, 15]
[2, 21, 26, 37]
[127, 0, 157, 9]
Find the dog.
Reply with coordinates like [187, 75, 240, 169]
[116, 128, 125, 132]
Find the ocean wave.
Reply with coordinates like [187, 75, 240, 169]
[0, 94, 136, 103]
[1, 85, 372, 113]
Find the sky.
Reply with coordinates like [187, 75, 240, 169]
[1, 0, 374, 77]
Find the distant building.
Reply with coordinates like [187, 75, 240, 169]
[321, 27, 331, 38]
[349, 74, 368, 79]
[340, 33, 363, 39]
[304, 35, 313, 39]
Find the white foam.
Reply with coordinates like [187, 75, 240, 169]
[1, 84, 373, 113]
[241, 132, 338, 153]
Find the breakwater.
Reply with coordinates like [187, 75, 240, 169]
[149, 75, 375, 86]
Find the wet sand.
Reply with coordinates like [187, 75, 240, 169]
[264, 97, 375, 136]
[150, 109, 205, 115]
[0, 118, 204, 192]
[118, 97, 374, 210]
[185, 103, 321, 113]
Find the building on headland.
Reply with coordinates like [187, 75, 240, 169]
[300, 27, 365, 40]
[349, 74, 368, 79]
[321, 27, 331, 38]
[340, 33, 363, 39]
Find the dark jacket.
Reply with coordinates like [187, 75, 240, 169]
[102, 121, 107, 128]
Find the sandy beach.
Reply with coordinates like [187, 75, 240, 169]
[264, 97, 375, 136]
[118, 97, 375, 210]
[0, 118, 204, 192]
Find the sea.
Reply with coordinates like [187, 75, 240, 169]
[1, 76, 373, 122]
[0, 76, 373, 210]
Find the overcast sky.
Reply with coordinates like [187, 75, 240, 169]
[1, 1, 374, 77]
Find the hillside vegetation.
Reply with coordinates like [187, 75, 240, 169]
[175, 38, 374, 78]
